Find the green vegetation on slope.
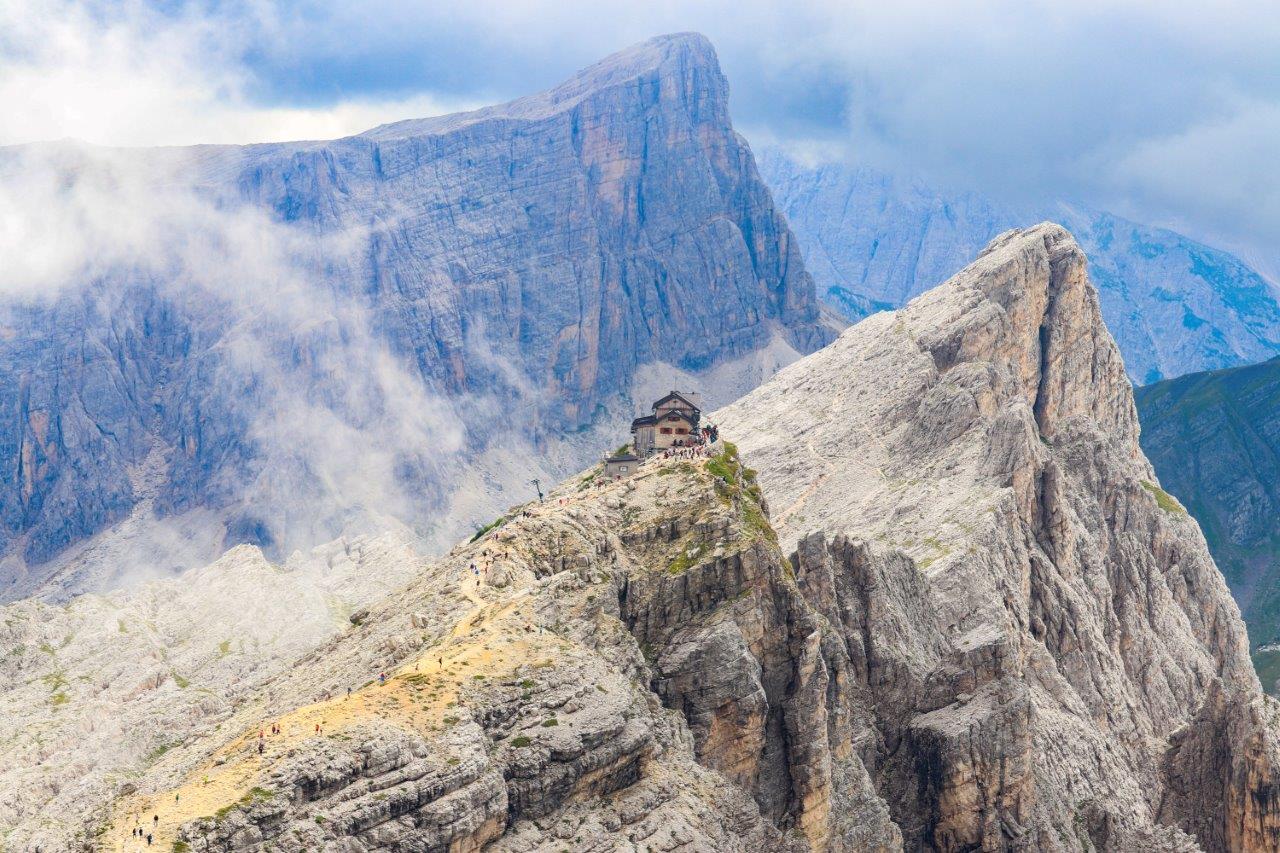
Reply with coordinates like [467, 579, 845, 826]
[1140, 481, 1187, 516]
[1136, 355, 1280, 690]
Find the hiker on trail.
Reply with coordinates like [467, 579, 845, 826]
[347, 686, 352, 698]
[315, 723, 321, 733]
[146, 834, 152, 846]
[379, 672, 386, 685]
[438, 656, 443, 667]
[153, 815, 158, 825]
[258, 741, 264, 755]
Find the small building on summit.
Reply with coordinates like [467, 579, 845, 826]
[631, 391, 702, 456]
[603, 451, 639, 479]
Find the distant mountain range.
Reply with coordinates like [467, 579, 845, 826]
[0, 34, 832, 600]
[1135, 357, 1280, 690]
[759, 150, 1280, 385]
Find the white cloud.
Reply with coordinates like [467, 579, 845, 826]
[0, 0, 470, 146]
[0, 135, 478, 573]
[1107, 98, 1280, 254]
[1, 0, 1278, 574]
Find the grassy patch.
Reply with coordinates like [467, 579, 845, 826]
[510, 736, 532, 747]
[1141, 481, 1188, 516]
[51, 691, 69, 706]
[218, 639, 231, 657]
[667, 541, 710, 575]
[172, 672, 190, 689]
[541, 718, 558, 727]
[470, 515, 508, 543]
[742, 497, 777, 545]
[917, 536, 953, 570]
[240, 787, 273, 804]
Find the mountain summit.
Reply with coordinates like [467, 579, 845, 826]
[718, 222, 1280, 849]
[0, 33, 831, 600]
[759, 148, 1280, 384]
[8, 223, 1280, 851]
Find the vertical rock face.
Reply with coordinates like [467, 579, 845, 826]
[9, 223, 1280, 852]
[716, 222, 1280, 850]
[237, 33, 829, 415]
[0, 33, 831, 598]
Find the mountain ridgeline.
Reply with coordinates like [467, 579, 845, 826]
[0, 34, 831, 600]
[5, 31, 1280, 853]
[6, 224, 1280, 852]
[759, 149, 1280, 385]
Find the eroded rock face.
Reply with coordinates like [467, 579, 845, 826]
[0, 32, 831, 599]
[718, 222, 1280, 850]
[9, 223, 1279, 852]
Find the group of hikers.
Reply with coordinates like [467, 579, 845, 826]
[661, 422, 719, 459]
[128, 814, 159, 845]
[662, 443, 711, 460]
[471, 546, 511, 585]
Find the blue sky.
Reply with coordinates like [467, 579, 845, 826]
[2, 0, 1277, 276]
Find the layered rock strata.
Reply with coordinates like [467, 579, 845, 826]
[6, 224, 1278, 853]
[0, 32, 831, 597]
[718, 222, 1280, 850]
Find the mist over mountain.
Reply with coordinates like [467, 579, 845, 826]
[9, 223, 1280, 852]
[0, 33, 831, 601]
[6, 25, 1280, 852]
[759, 148, 1280, 384]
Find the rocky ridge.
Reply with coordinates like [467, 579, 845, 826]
[5, 223, 1280, 852]
[0, 532, 426, 848]
[717, 222, 1280, 849]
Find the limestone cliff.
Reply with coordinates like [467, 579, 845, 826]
[0, 32, 831, 600]
[6, 224, 1278, 852]
[717, 222, 1280, 849]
